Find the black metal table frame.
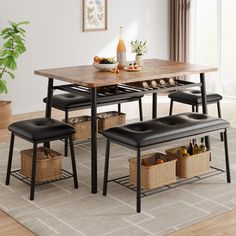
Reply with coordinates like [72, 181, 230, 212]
[44, 73, 208, 194]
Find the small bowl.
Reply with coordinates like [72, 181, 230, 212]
[93, 62, 118, 71]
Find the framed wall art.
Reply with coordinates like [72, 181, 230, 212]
[83, 0, 107, 32]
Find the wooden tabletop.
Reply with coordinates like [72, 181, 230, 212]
[35, 59, 217, 88]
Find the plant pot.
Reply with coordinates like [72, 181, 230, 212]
[0, 100, 12, 128]
[135, 55, 144, 67]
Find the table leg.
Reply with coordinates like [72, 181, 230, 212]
[91, 88, 97, 193]
[200, 73, 210, 149]
[45, 78, 54, 148]
[152, 93, 157, 119]
[45, 78, 54, 118]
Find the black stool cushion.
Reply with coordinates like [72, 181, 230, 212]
[8, 118, 75, 142]
[168, 90, 222, 105]
[103, 113, 229, 148]
[43, 93, 90, 110]
[43, 92, 143, 111]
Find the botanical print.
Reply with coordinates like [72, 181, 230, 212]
[83, 0, 107, 31]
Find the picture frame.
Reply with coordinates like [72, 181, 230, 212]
[83, 0, 107, 32]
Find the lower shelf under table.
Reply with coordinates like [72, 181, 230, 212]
[108, 166, 225, 198]
[10, 169, 73, 186]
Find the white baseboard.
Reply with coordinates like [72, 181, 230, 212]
[13, 104, 45, 115]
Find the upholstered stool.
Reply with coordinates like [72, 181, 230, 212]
[168, 90, 223, 141]
[5, 118, 78, 200]
[44, 92, 144, 156]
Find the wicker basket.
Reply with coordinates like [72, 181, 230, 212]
[0, 100, 12, 128]
[20, 147, 62, 183]
[97, 111, 126, 133]
[129, 153, 177, 189]
[65, 116, 98, 141]
[166, 146, 211, 178]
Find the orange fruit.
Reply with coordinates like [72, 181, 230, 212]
[93, 56, 100, 63]
[157, 159, 164, 164]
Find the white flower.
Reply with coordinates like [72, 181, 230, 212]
[130, 40, 148, 56]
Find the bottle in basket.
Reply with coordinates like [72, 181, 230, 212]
[199, 137, 207, 153]
[193, 139, 199, 154]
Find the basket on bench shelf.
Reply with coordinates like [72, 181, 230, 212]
[20, 147, 62, 183]
[65, 115, 98, 141]
[166, 145, 211, 178]
[129, 152, 177, 189]
[97, 111, 126, 133]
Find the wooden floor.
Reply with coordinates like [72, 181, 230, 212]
[0, 210, 34, 236]
[0, 99, 236, 235]
[168, 209, 236, 236]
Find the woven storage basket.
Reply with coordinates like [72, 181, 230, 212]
[65, 116, 98, 141]
[20, 147, 62, 183]
[166, 146, 211, 178]
[129, 153, 177, 189]
[97, 111, 126, 133]
[0, 101, 12, 128]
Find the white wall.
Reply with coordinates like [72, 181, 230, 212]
[0, 0, 169, 115]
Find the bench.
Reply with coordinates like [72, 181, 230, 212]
[43, 92, 143, 156]
[102, 112, 231, 213]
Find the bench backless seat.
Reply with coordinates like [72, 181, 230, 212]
[102, 113, 231, 213]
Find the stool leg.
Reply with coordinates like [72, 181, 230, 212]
[192, 105, 195, 112]
[217, 101, 224, 142]
[103, 139, 110, 196]
[5, 133, 15, 185]
[64, 110, 69, 156]
[69, 136, 78, 188]
[169, 99, 173, 116]
[118, 103, 121, 113]
[137, 148, 141, 213]
[223, 129, 231, 183]
[139, 98, 143, 121]
[30, 143, 37, 200]
[196, 105, 199, 113]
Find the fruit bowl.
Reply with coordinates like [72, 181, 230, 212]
[93, 62, 118, 72]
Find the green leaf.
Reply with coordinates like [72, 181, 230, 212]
[6, 71, 15, 79]
[0, 80, 8, 94]
[17, 21, 30, 26]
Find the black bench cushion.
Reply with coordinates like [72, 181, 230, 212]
[43, 92, 143, 110]
[103, 113, 230, 148]
[168, 90, 222, 105]
[8, 118, 75, 142]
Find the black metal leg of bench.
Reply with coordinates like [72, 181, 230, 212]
[152, 93, 157, 119]
[136, 148, 141, 213]
[217, 101, 224, 142]
[192, 105, 195, 112]
[69, 136, 79, 188]
[64, 110, 69, 157]
[139, 98, 143, 121]
[5, 133, 15, 185]
[196, 105, 199, 113]
[118, 103, 121, 113]
[30, 142, 37, 200]
[223, 129, 231, 183]
[169, 100, 173, 116]
[200, 73, 210, 150]
[103, 139, 110, 196]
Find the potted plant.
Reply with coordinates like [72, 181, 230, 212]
[0, 21, 29, 128]
[130, 40, 148, 67]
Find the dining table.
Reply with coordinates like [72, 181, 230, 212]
[35, 58, 217, 194]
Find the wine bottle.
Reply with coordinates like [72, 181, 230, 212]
[188, 141, 193, 155]
[150, 80, 158, 88]
[193, 139, 199, 154]
[199, 137, 207, 153]
[117, 27, 126, 69]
